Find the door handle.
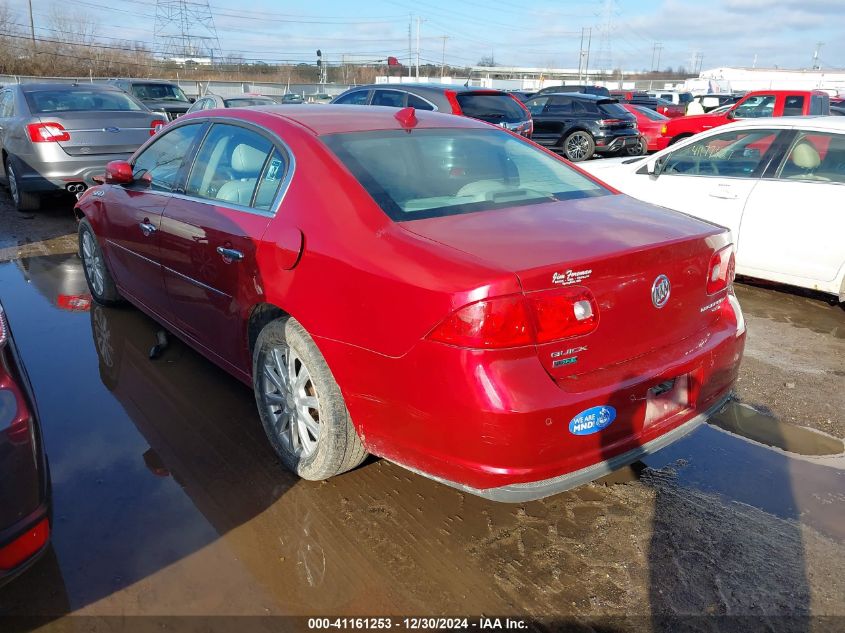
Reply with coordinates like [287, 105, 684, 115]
[139, 221, 157, 236]
[709, 189, 738, 200]
[216, 246, 244, 262]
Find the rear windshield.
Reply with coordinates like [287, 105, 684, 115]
[456, 93, 527, 123]
[322, 128, 608, 222]
[597, 100, 629, 118]
[633, 106, 668, 121]
[25, 89, 143, 113]
[224, 97, 275, 107]
[130, 83, 189, 102]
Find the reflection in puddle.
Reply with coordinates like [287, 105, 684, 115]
[734, 283, 844, 339]
[710, 402, 845, 457]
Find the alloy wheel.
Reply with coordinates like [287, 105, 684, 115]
[82, 230, 106, 297]
[261, 343, 321, 457]
[566, 133, 591, 160]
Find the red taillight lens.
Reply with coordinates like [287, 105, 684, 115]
[707, 245, 735, 294]
[598, 118, 622, 126]
[150, 119, 166, 136]
[528, 287, 599, 343]
[27, 122, 70, 143]
[427, 295, 534, 349]
[0, 518, 49, 570]
[427, 288, 600, 349]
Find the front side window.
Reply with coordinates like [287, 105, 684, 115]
[25, 89, 143, 113]
[777, 132, 845, 184]
[132, 123, 205, 192]
[661, 129, 780, 178]
[333, 90, 369, 105]
[733, 95, 776, 119]
[185, 123, 279, 208]
[322, 128, 609, 222]
[546, 96, 573, 114]
[524, 96, 548, 116]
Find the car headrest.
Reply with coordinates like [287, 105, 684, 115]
[231, 144, 267, 173]
[791, 141, 821, 170]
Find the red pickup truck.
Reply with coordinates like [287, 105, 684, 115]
[660, 90, 831, 147]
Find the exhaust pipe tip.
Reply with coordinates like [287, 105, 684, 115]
[65, 183, 86, 194]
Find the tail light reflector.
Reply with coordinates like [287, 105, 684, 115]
[0, 518, 49, 570]
[707, 245, 735, 295]
[427, 288, 600, 349]
[150, 119, 166, 135]
[27, 122, 70, 143]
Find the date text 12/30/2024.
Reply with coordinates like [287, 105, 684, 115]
[308, 618, 528, 630]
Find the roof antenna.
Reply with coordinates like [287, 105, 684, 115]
[463, 67, 473, 88]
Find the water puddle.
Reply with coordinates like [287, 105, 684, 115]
[709, 402, 845, 457]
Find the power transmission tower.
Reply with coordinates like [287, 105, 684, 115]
[651, 42, 663, 72]
[154, 0, 222, 63]
[812, 42, 824, 70]
[595, 0, 617, 74]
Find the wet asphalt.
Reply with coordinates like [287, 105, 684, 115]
[0, 199, 844, 629]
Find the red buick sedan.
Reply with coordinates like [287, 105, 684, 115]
[74, 105, 745, 501]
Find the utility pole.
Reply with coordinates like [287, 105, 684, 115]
[440, 35, 448, 79]
[812, 42, 824, 70]
[26, 0, 36, 51]
[584, 28, 592, 81]
[415, 16, 423, 80]
[655, 43, 663, 73]
[408, 16, 412, 78]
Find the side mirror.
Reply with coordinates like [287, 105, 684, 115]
[649, 156, 666, 178]
[104, 160, 134, 185]
[188, 97, 196, 103]
[726, 109, 736, 120]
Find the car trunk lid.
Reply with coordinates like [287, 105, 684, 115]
[41, 111, 159, 156]
[403, 194, 730, 380]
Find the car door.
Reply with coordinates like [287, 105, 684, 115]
[371, 89, 407, 108]
[738, 130, 845, 289]
[621, 127, 785, 239]
[157, 122, 289, 373]
[525, 96, 568, 149]
[104, 122, 207, 315]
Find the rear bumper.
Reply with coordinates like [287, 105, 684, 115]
[594, 133, 640, 154]
[13, 153, 131, 192]
[650, 136, 671, 152]
[317, 295, 746, 499]
[0, 505, 51, 587]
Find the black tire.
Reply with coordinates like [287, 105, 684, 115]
[78, 218, 122, 305]
[5, 156, 41, 211]
[562, 130, 595, 162]
[624, 137, 647, 156]
[668, 134, 691, 146]
[253, 317, 367, 480]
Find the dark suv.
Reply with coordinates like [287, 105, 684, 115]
[523, 93, 638, 161]
[108, 79, 192, 121]
[532, 84, 611, 98]
[331, 84, 532, 137]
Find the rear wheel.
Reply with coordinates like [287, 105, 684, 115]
[562, 131, 595, 162]
[253, 317, 367, 480]
[668, 134, 692, 146]
[79, 218, 122, 305]
[5, 157, 41, 211]
[624, 137, 647, 156]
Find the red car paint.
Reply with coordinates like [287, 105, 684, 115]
[75, 106, 745, 500]
[621, 104, 671, 152]
[662, 90, 830, 145]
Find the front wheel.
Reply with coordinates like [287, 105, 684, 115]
[253, 317, 367, 480]
[562, 131, 595, 162]
[79, 218, 122, 305]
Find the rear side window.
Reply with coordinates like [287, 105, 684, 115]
[25, 89, 143, 113]
[132, 123, 205, 192]
[185, 123, 278, 209]
[407, 93, 435, 111]
[678, 93, 693, 105]
[224, 97, 275, 107]
[777, 132, 845, 184]
[333, 90, 369, 105]
[783, 96, 805, 117]
[546, 97, 573, 114]
[322, 128, 608, 222]
[372, 90, 406, 108]
[455, 94, 527, 123]
[809, 95, 828, 115]
[597, 101, 629, 118]
[0, 91, 14, 117]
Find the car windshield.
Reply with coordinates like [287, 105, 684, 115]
[224, 97, 275, 107]
[25, 89, 144, 113]
[455, 93, 527, 123]
[322, 128, 609, 222]
[131, 83, 189, 102]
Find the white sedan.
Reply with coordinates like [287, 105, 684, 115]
[581, 117, 845, 301]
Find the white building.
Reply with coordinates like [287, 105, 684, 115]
[688, 67, 845, 95]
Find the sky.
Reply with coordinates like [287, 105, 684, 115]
[20, 0, 845, 72]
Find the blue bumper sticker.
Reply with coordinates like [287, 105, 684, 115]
[569, 406, 616, 435]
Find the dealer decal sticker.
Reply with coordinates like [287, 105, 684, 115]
[568, 406, 616, 435]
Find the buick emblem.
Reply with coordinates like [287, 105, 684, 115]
[651, 275, 671, 308]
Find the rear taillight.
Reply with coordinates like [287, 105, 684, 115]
[707, 245, 735, 295]
[598, 118, 622, 126]
[427, 288, 600, 349]
[444, 89, 462, 114]
[427, 295, 533, 348]
[0, 518, 49, 570]
[150, 119, 166, 136]
[528, 287, 599, 343]
[27, 122, 70, 143]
